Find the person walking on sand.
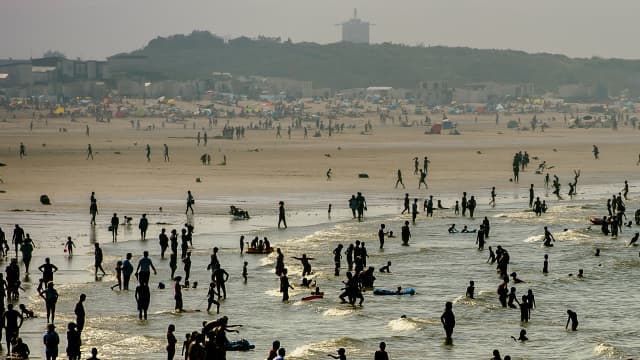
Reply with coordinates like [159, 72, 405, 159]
[164, 144, 170, 162]
[90, 197, 98, 225]
[145, 144, 151, 162]
[278, 201, 287, 229]
[592, 145, 599, 160]
[19, 142, 26, 159]
[395, 169, 405, 189]
[185, 191, 194, 214]
[86, 144, 93, 160]
[489, 186, 496, 207]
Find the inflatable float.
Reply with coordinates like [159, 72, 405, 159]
[373, 288, 415, 296]
[226, 339, 255, 351]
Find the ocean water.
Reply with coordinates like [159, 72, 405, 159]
[1, 182, 640, 359]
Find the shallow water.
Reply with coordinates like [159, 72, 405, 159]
[1, 183, 640, 359]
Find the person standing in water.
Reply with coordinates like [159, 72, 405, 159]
[402, 193, 410, 214]
[75, 294, 86, 335]
[566, 310, 578, 331]
[138, 214, 149, 240]
[411, 199, 419, 224]
[280, 268, 293, 302]
[440, 301, 455, 343]
[110, 213, 119, 242]
[378, 224, 386, 249]
[401, 221, 411, 245]
[489, 187, 496, 207]
[278, 201, 287, 229]
[167, 324, 177, 360]
[543, 227, 555, 247]
[135, 283, 150, 320]
[94, 244, 106, 277]
[65, 237, 75, 257]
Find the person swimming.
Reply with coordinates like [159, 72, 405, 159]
[511, 329, 528, 342]
[448, 224, 458, 233]
[629, 232, 639, 246]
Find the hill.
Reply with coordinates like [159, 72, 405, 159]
[122, 30, 640, 95]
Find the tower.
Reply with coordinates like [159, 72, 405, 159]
[338, 8, 372, 44]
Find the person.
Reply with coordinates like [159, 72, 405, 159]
[3, 303, 23, 352]
[207, 282, 221, 313]
[440, 301, 455, 343]
[629, 232, 639, 246]
[378, 224, 386, 249]
[19, 142, 25, 159]
[65, 236, 75, 257]
[356, 192, 367, 221]
[242, 261, 248, 282]
[86, 144, 93, 160]
[566, 309, 579, 331]
[280, 268, 293, 302]
[543, 226, 555, 247]
[167, 324, 177, 360]
[40, 282, 59, 324]
[492, 349, 502, 360]
[212, 264, 229, 299]
[529, 184, 535, 208]
[592, 144, 599, 159]
[577, 269, 584, 278]
[278, 201, 287, 229]
[86, 347, 100, 360]
[173, 276, 184, 312]
[185, 190, 195, 214]
[448, 224, 458, 233]
[19, 237, 34, 273]
[483, 216, 491, 238]
[454, 200, 460, 215]
[12, 337, 30, 359]
[135, 283, 150, 320]
[12, 224, 25, 258]
[158, 229, 169, 259]
[374, 342, 389, 360]
[164, 144, 170, 162]
[89, 198, 98, 226]
[543, 254, 549, 273]
[418, 169, 428, 189]
[467, 195, 476, 218]
[266, 340, 281, 360]
[425, 195, 434, 217]
[38, 258, 59, 285]
[487, 246, 496, 264]
[74, 294, 86, 335]
[122, 253, 134, 290]
[92, 244, 106, 277]
[333, 244, 343, 276]
[145, 144, 151, 162]
[43, 323, 60, 360]
[401, 221, 411, 245]
[349, 195, 357, 218]
[395, 169, 405, 189]
[476, 225, 485, 250]
[326, 168, 332, 181]
[489, 186, 496, 207]
[513, 329, 528, 341]
[239, 235, 245, 254]
[138, 214, 149, 240]
[466, 280, 475, 299]
[327, 348, 346, 360]
[411, 198, 418, 224]
[66, 322, 81, 360]
[379, 261, 391, 273]
[18, 304, 35, 319]
[461, 192, 468, 216]
[274, 348, 286, 360]
[292, 254, 314, 277]
[135, 251, 157, 286]
[110, 213, 119, 242]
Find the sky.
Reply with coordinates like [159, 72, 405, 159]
[2, 0, 640, 60]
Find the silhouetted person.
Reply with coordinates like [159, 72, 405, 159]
[278, 201, 287, 229]
[440, 301, 455, 343]
[110, 213, 119, 242]
[395, 170, 405, 189]
[186, 191, 194, 214]
[466, 281, 475, 299]
[566, 309, 578, 331]
[135, 283, 150, 320]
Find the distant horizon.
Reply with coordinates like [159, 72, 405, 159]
[2, 0, 640, 61]
[1, 30, 638, 63]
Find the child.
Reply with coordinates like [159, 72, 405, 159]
[328, 348, 347, 360]
[454, 201, 460, 215]
[19, 304, 36, 318]
[207, 282, 221, 313]
[181, 333, 191, 358]
[379, 261, 391, 273]
[65, 236, 75, 257]
[242, 261, 248, 282]
[466, 281, 475, 299]
[111, 261, 123, 290]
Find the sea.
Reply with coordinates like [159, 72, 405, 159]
[1, 181, 639, 359]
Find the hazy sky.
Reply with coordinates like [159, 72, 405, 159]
[2, 0, 640, 60]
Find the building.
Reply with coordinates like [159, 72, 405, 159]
[417, 80, 452, 105]
[453, 82, 535, 103]
[339, 9, 371, 44]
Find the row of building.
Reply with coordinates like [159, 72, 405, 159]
[0, 55, 599, 104]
